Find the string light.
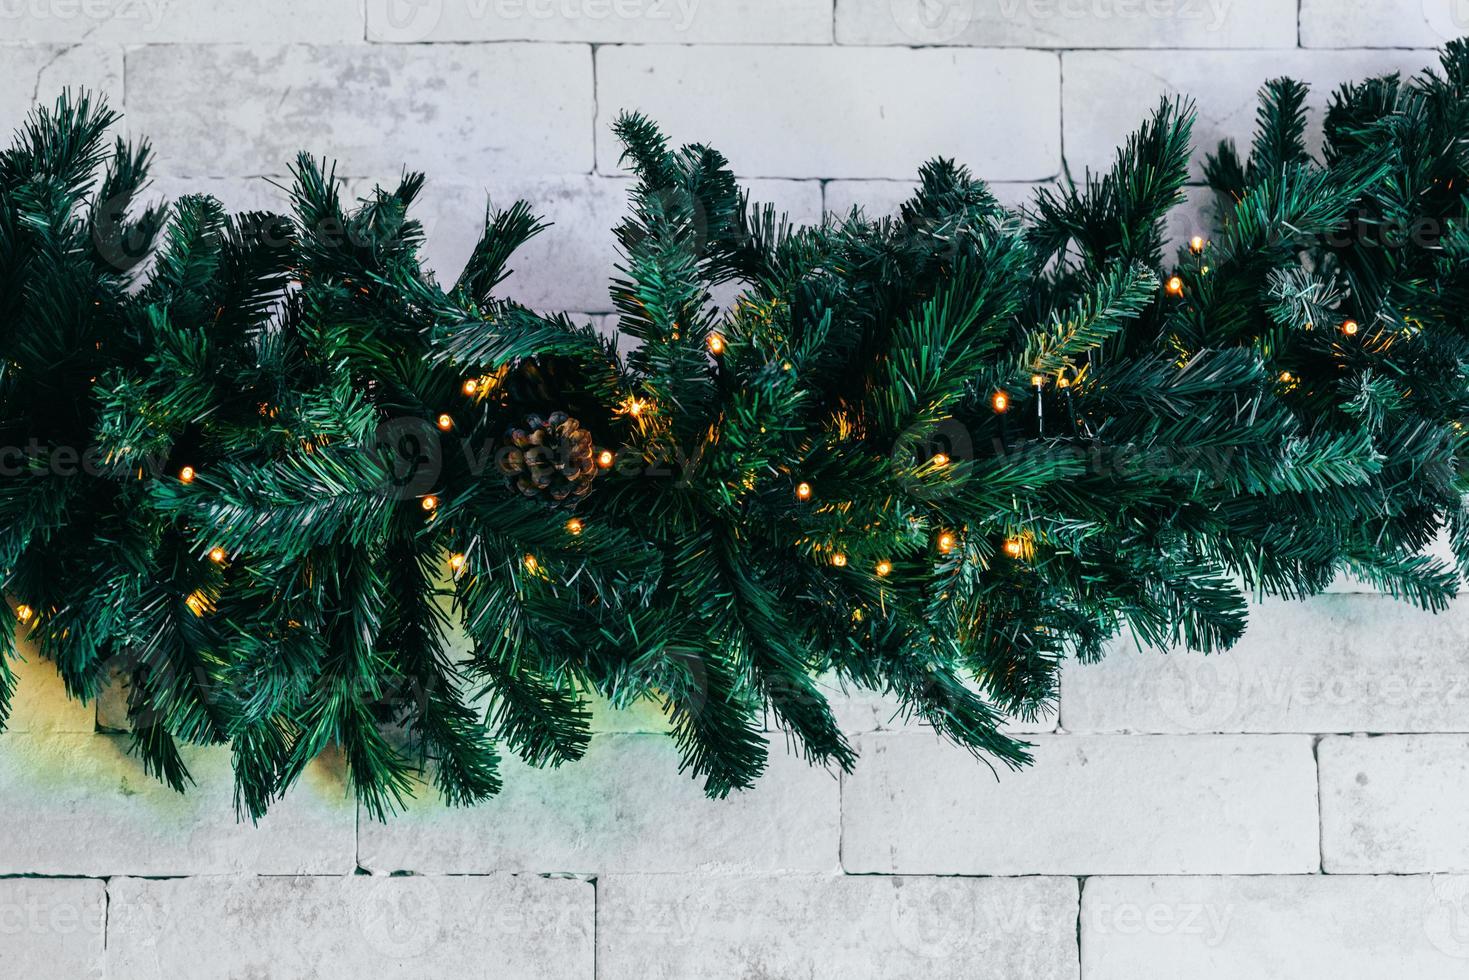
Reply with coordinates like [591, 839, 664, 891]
[1166, 276, 1185, 297]
[1341, 319, 1360, 336]
[937, 531, 958, 555]
[597, 450, 615, 469]
[991, 391, 1009, 413]
[621, 396, 648, 418]
[179, 466, 196, 485]
[1031, 374, 1044, 388]
[523, 554, 540, 574]
[1004, 536, 1025, 558]
[436, 414, 454, 432]
[208, 547, 228, 565]
[449, 553, 467, 573]
[421, 495, 439, 512]
[566, 518, 584, 536]
[831, 552, 848, 568]
[184, 591, 213, 617]
[875, 560, 893, 577]
[931, 453, 950, 467]
[1189, 236, 1206, 255]
[706, 333, 725, 355]
[462, 378, 479, 396]
[15, 604, 34, 624]
[796, 481, 813, 502]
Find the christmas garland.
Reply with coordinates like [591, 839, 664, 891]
[3, 43, 1468, 819]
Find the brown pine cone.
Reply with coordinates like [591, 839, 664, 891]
[497, 411, 598, 507]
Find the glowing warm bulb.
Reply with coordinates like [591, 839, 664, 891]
[436, 414, 454, 432]
[565, 518, 584, 536]
[1280, 371, 1294, 383]
[875, 560, 893, 577]
[937, 532, 958, 555]
[208, 547, 227, 565]
[796, 482, 813, 502]
[179, 466, 196, 484]
[991, 391, 1009, 413]
[622, 396, 647, 417]
[1057, 376, 1071, 389]
[1031, 374, 1044, 388]
[1342, 319, 1360, 336]
[523, 554, 540, 574]
[706, 333, 726, 355]
[1189, 236, 1206, 254]
[184, 591, 212, 617]
[1004, 537, 1025, 558]
[831, 553, 848, 568]
[1166, 276, 1185, 296]
[15, 604, 34, 624]
[421, 495, 439, 512]
[449, 553, 467, 573]
[597, 450, 615, 469]
[931, 453, 950, 467]
[462, 378, 479, 396]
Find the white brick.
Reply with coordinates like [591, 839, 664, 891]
[0, 734, 354, 875]
[838, 0, 1296, 48]
[0, 879, 105, 980]
[126, 44, 593, 179]
[1063, 50, 1440, 180]
[359, 734, 840, 874]
[342, 174, 821, 313]
[597, 47, 1060, 180]
[843, 734, 1318, 874]
[1062, 596, 1469, 734]
[1302, 1, 1469, 48]
[367, 0, 832, 43]
[106, 875, 593, 980]
[1321, 734, 1469, 873]
[4, 630, 96, 733]
[0, 45, 123, 130]
[1083, 875, 1469, 978]
[599, 874, 1079, 980]
[1, 0, 362, 43]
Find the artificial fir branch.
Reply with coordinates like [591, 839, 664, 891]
[2, 46, 1468, 818]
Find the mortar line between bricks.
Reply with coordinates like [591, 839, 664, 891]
[1075, 876, 1086, 979]
[1314, 734, 1326, 873]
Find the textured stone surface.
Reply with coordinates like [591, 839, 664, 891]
[126, 44, 594, 178]
[0, 734, 355, 875]
[3, 629, 97, 733]
[1321, 734, 1469, 873]
[1062, 596, 1469, 734]
[368, 0, 833, 43]
[0, 878, 105, 980]
[1, 45, 123, 127]
[359, 734, 841, 874]
[599, 874, 1080, 979]
[843, 734, 1319, 875]
[1084, 875, 1469, 978]
[837, 0, 1297, 48]
[106, 874, 593, 979]
[1301, 0, 1469, 48]
[3, 0, 363, 42]
[1062, 50, 1440, 179]
[597, 46, 1061, 180]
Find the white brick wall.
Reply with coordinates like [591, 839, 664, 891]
[5, 2, 1469, 975]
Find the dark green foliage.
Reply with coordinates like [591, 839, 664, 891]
[3, 47, 1468, 819]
